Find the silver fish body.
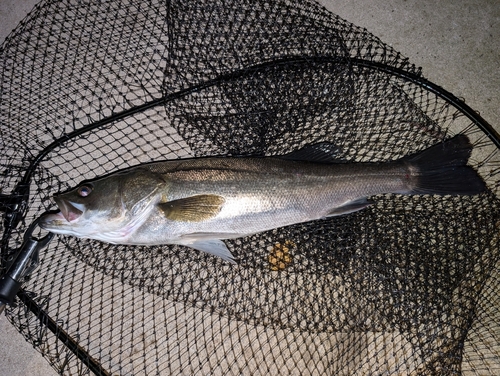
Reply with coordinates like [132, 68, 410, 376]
[40, 135, 486, 262]
[123, 158, 408, 241]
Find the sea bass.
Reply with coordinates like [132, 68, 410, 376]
[40, 135, 486, 263]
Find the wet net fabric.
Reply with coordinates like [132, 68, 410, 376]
[1, 0, 499, 375]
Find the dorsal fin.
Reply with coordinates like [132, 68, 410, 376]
[280, 142, 347, 164]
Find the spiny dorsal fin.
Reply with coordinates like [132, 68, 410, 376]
[280, 142, 346, 164]
[158, 194, 225, 222]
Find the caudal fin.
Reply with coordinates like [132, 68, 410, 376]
[406, 135, 486, 195]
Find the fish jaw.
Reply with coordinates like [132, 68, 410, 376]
[39, 195, 85, 230]
[39, 211, 90, 238]
[40, 194, 158, 244]
[54, 196, 84, 222]
[40, 211, 70, 227]
[40, 209, 143, 243]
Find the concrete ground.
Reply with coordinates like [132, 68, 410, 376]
[0, 0, 498, 375]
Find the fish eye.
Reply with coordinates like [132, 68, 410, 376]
[77, 185, 93, 197]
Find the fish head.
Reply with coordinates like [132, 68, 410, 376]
[40, 168, 163, 240]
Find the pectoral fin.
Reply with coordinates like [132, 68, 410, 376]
[326, 198, 373, 216]
[182, 239, 236, 264]
[158, 194, 225, 222]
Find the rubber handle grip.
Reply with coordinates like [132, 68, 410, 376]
[0, 274, 22, 305]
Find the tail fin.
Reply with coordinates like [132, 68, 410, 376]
[406, 135, 486, 195]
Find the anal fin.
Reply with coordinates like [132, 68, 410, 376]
[181, 239, 236, 264]
[326, 198, 373, 216]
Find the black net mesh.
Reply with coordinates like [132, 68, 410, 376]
[1, 0, 499, 375]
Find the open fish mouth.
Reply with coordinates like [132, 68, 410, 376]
[54, 196, 85, 222]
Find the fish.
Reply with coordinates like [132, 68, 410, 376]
[39, 135, 486, 263]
